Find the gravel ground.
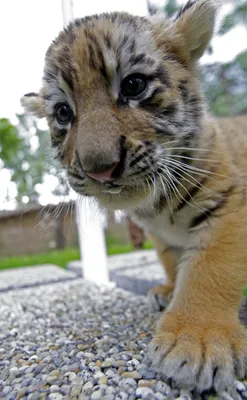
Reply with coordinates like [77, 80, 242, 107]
[0, 265, 76, 293]
[1, 280, 247, 400]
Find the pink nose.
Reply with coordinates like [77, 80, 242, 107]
[86, 161, 119, 182]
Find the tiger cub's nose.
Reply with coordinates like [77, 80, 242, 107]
[86, 161, 120, 183]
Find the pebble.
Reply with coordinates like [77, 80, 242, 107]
[155, 394, 168, 400]
[155, 380, 171, 395]
[71, 385, 82, 396]
[115, 360, 126, 367]
[176, 393, 192, 400]
[136, 386, 155, 397]
[102, 358, 115, 368]
[9, 367, 19, 376]
[139, 368, 156, 380]
[50, 385, 61, 393]
[47, 393, 64, 400]
[121, 377, 138, 387]
[235, 381, 246, 392]
[49, 369, 60, 377]
[118, 367, 126, 375]
[122, 371, 142, 379]
[115, 393, 129, 400]
[91, 389, 105, 399]
[83, 381, 94, 396]
[138, 379, 156, 388]
[99, 376, 108, 385]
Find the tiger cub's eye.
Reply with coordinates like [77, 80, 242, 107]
[121, 74, 147, 98]
[55, 103, 73, 124]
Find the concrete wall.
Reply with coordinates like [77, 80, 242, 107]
[0, 203, 78, 257]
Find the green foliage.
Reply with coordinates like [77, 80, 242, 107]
[202, 50, 247, 116]
[148, 0, 247, 118]
[148, 0, 180, 16]
[219, 1, 247, 36]
[163, 0, 180, 16]
[0, 118, 22, 164]
[0, 113, 69, 206]
[243, 286, 247, 298]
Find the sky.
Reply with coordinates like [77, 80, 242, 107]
[0, 0, 246, 120]
[0, 0, 246, 209]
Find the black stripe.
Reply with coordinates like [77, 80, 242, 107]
[53, 127, 67, 137]
[129, 153, 147, 168]
[176, 175, 209, 212]
[75, 150, 84, 174]
[54, 150, 64, 161]
[175, 0, 197, 20]
[104, 32, 111, 48]
[42, 94, 53, 101]
[155, 66, 171, 87]
[139, 87, 164, 110]
[51, 137, 63, 147]
[129, 53, 146, 66]
[145, 57, 156, 67]
[69, 171, 84, 181]
[128, 165, 150, 176]
[43, 72, 57, 83]
[112, 135, 127, 179]
[165, 54, 187, 68]
[154, 194, 167, 215]
[133, 144, 143, 155]
[157, 103, 177, 117]
[188, 95, 202, 119]
[178, 79, 189, 101]
[121, 34, 128, 47]
[154, 126, 176, 136]
[96, 45, 108, 79]
[24, 92, 38, 97]
[88, 44, 97, 70]
[61, 71, 74, 91]
[189, 205, 219, 229]
[129, 40, 136, 53]
[189, 186, 235, 229]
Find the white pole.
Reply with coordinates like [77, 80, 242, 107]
[61, 0, 110, 285]
[61, 0, 74, 26]
[76, 199, 110, 284]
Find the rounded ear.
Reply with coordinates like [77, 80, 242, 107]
[175, 0, 221, 61]
[20, 92, 46, 118]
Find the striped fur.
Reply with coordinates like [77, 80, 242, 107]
[21, 0, 247, 393]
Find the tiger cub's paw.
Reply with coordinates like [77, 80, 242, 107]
[148, 284, 174, 311]
[149, 312, 247, 392]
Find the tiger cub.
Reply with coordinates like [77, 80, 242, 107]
[21, 0, 247, 392]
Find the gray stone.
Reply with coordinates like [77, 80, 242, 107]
[136, 386, 155, 398]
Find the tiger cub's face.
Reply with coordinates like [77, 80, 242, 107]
[21, 1, 218, 210]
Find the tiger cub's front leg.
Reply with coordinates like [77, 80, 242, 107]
[150, 213, 247, 392]
[148, 234, 178, 311]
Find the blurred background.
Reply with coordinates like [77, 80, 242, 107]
[0, 0, 246, 271]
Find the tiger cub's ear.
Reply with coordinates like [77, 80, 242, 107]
[175, 0, 221, 61]
[20, 92, 45, 118]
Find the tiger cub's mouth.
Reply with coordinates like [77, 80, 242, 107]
[102, 182, 123, 194]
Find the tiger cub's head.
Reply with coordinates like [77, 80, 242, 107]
[21, 0, 219, 210]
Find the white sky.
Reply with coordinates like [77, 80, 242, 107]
[0, 0, 246, 209]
